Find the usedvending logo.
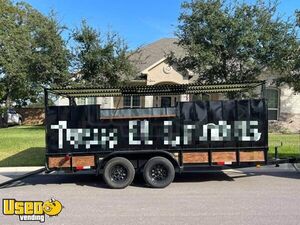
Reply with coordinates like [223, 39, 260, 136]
[2, 198, 63, 223]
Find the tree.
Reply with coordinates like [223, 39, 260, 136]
[0, 0, 70, 107]
[27, 11, 70, 90]
[72, 21, 136, 86]
[169, 0, 300, 93]
[0, 0, 31, 106]
[276, 10, 300, 92]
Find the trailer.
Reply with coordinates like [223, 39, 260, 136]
[45, 81, 272, 188]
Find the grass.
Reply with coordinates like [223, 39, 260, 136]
[0, 126, 299, 167]
[268, 133, 300, 158]
[0, 126, 45, 167]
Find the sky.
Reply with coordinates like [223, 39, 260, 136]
[21, 0, 300, 50]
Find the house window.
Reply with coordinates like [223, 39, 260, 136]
[266, 88, 280, 120]
[202, 93, 210, 101]
[77, 97, 96, 105]
[161, 97, 172, 107]
[123, 96, 141, 108]
[132, 96, 140, 108]
[77, 98, 85, 105]
[192, 93, 210, 101]
[86, 97, 96, 105]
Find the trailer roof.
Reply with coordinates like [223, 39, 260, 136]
[46, 81, 264, 97]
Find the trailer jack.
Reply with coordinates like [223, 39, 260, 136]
[273, 142, 284, 167]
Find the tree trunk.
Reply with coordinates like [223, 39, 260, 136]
[5, 95, 11, 108]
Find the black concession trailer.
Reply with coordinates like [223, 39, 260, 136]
[45, 81, 271, 188]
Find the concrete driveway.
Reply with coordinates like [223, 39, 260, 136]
[0, 164, 300, 225]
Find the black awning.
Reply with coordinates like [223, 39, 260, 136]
[46, 81, 264, 98]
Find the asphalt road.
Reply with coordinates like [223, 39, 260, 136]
[1, 164, 300, 225]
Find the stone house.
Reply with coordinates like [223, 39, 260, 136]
[59, 38, 300, 132]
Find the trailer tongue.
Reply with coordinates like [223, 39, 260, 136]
[44, 81, 271, 188]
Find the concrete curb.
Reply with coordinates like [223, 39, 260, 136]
[0, 167, 46, 188]
[0, 166, 44, 174]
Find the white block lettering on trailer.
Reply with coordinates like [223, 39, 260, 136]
[51, 120, 261, 150]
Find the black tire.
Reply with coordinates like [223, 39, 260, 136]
[103, 157, 135, 189]
[143, 156, 175, 188]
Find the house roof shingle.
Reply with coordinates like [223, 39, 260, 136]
[129, 38, 185, 73]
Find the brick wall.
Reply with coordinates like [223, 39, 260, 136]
[16, 108, 45, 125]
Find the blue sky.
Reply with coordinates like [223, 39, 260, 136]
[21, 0, 300, 49]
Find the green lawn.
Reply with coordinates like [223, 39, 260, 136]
[0, 126, 299, 167]
[0, 126, 45, 167]
[268, 133, 300, 158]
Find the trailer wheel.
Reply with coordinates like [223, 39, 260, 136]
[143, 156, 175, 188]
[103, 157, 135, 189]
